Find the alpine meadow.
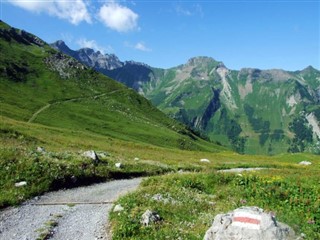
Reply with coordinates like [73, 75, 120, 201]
[0, 18, 319, 240]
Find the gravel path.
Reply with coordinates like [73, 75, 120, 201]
[0, 178, 142, 240]
[217, 167, 267, 173]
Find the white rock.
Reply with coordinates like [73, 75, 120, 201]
[36, 146, 45, 153]
[141, 210, 161, 226]
[134, 157, 140, 161]
[299, 161, 312, 165]
[82, 150, 99, 163]
[204, 206, 296, 240]
[200, 159, 210, 163]
[115, 163, 122, 168]
[15, 181, 27, 187]
[113, 204, 124, 212]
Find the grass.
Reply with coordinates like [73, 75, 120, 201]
[2, 114, 318, 209]
[1, 20, 319, 239]
[110, 164, 320, 240]
[35, 214, 62, 240]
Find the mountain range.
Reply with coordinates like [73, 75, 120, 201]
[51, 40, 320, 155]
[0, 20, 219, 152]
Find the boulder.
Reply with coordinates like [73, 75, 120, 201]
[204, 206, 296, 240]
[82, 150, 99, 164]
[141, 210, 161, 226]
[298, 161, 312, 166]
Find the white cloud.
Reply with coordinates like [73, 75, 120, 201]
[77, 38, 113, 54]
[60, 32, 74, 44]
[7, 0, 91, 25]
[124, 41, 152, 52]
[175, 5, 192, 16]
[134, 42, 151, 52]
[175, 4, 204, 17]
[98, 2, 139, 32]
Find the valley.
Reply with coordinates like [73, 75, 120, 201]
[52, 41, 320, 155]
[0, 20, 319, 239]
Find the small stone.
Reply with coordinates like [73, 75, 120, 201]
[141, 210, 161, 226]
[115, 163, 122, 168]
[134, 157, 140, 161]
[152, 194, 164, 202]
[71, 175, 77, 183]
[200, 159, 210, 163]
[299, 161, 312, 165]
[15, 181, 27, 187]
[113, 204, 124, 212]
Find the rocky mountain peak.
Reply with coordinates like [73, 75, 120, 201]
[51, 41, 124, 71]
[239, 68, 293, 82]
[124, 60, 150, 68]
[186, 56, 217, 66]
[300, 65, 319, 75]
[78, 47, 95, 55]
[53, 40, 68, 49]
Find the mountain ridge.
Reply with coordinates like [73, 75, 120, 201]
[0, 20, 221, 152]
[51, 40, 320, 155]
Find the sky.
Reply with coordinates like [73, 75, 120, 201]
[1, 0, 319, 71]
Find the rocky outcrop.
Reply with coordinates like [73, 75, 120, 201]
[140, 210, 161, 226]
[44, 52, 87, 79]
[0, 21, 45, 47]
[51, 40, 154, 91]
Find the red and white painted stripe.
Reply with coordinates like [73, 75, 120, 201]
[232, 211, 261, 230]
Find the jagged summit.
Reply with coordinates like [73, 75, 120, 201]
[51, 40, 124, 71]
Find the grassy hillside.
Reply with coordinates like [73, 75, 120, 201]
[0, 20, 225, 207]
[0, 20, 221, 152]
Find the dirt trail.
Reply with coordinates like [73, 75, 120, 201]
[27, 90, 122, 123]
[0, 178, 142, 240]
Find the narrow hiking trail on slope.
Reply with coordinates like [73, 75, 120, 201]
[27, 90, 122, 123]
[0, 178, 142, 240]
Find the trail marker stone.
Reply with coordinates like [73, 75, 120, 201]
[204, 206, 297, 240]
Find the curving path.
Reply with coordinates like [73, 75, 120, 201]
[0, 178, 142, 240]
[27, 90, 122, 123]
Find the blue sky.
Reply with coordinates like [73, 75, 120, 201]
[1, 0, 319, 70]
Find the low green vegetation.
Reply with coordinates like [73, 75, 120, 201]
[1, 20, 319, 240]
[111, 163, 320, 240]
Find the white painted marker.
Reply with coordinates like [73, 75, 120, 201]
[232, 211, 262, 230]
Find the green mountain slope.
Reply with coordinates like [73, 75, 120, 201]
[51, 36, 320, 155]
[0, 20, 221, 152]
[143, 57, 320, 155]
